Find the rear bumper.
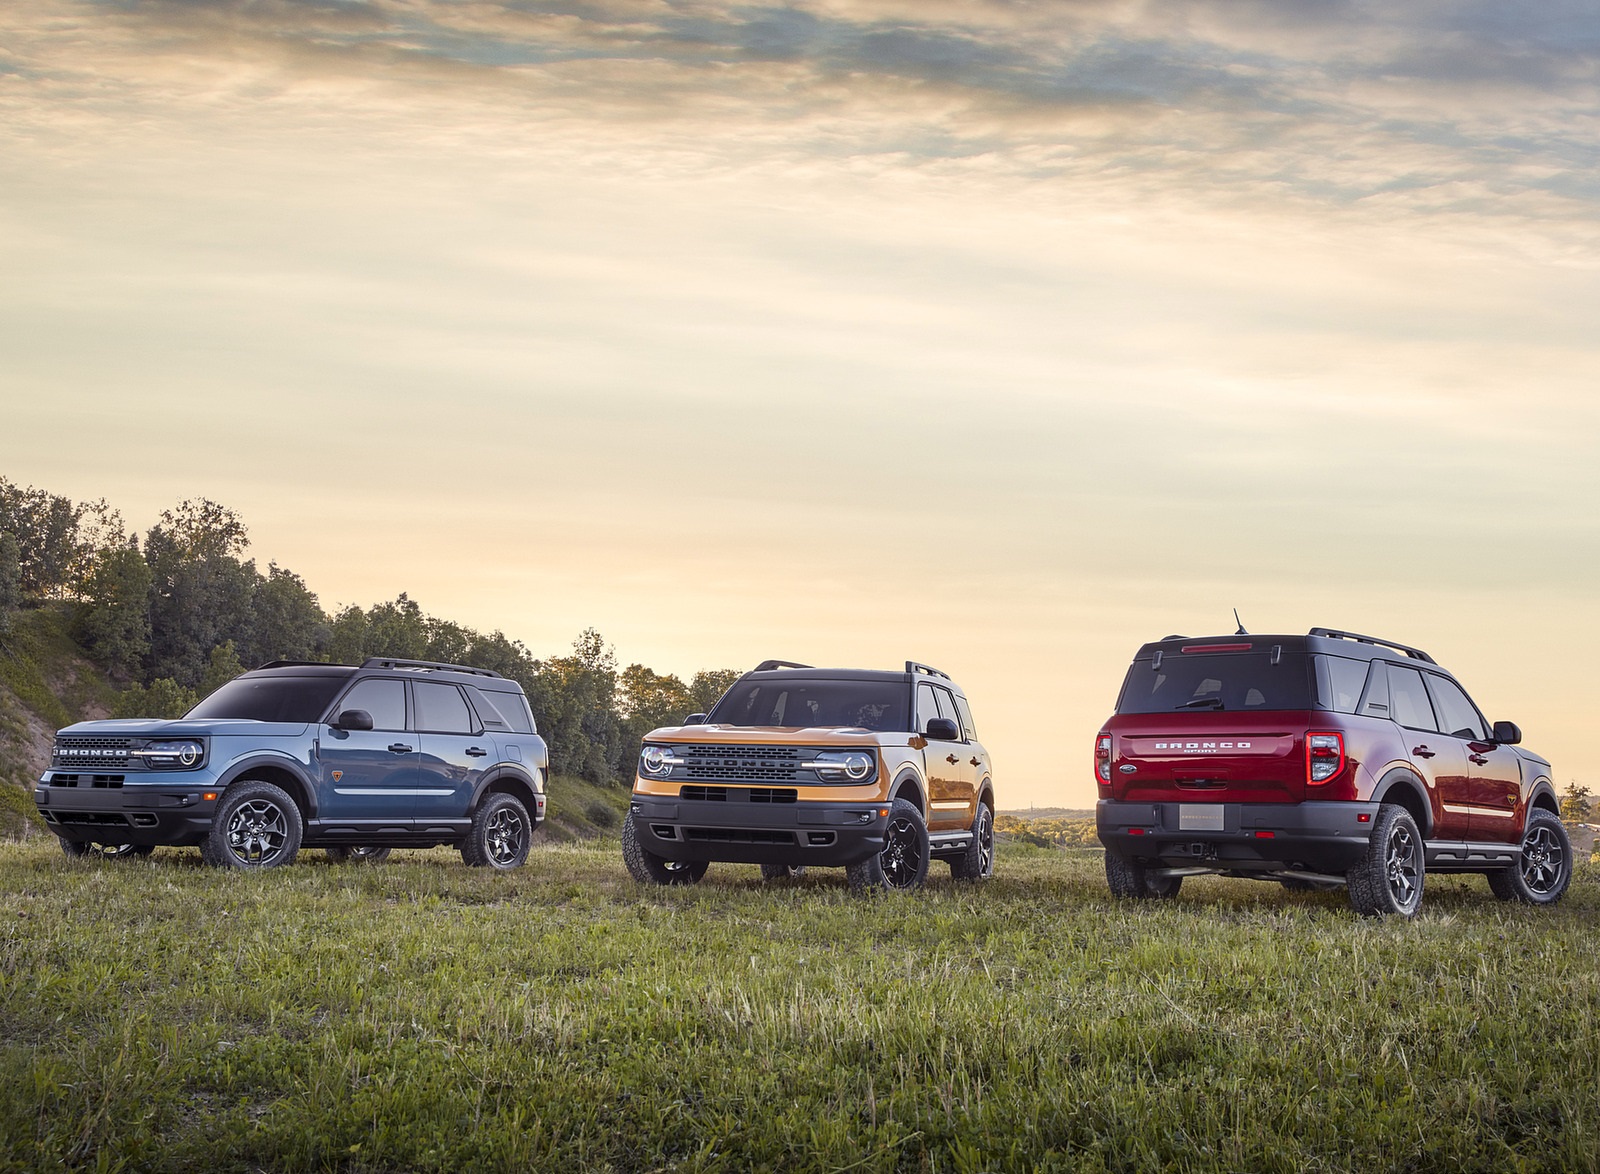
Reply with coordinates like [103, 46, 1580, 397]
[630, 793, 890, 867]
[34, 777, 219, 847]
[1096, 799, 1381, 874]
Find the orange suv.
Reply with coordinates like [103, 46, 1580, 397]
[623, 661, 996, 892]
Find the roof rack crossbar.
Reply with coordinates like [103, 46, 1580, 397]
[1307, 628, 1436, 665]
[905, 661, 951, 680]
[255, 659, 337, 670]
[753, 659, 813, 672]
[360, 657, 504, 678]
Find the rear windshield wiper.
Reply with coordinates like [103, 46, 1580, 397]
[1177, 698, 1225, 710]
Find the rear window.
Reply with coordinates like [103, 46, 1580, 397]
[186, 675, 350, 723]
[476, 688, 536, 734]
[1116, 650, 1314, 713]
[709, 679, 908, 731]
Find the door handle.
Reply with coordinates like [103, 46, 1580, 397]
[388, 743, 412, 754]
[1468, 754, 1488, 765]
[970, 757, 982, 767]
[946, 754, 959, 765]
[1412, 746, 1435, 759]
[466, 747, 488, 758]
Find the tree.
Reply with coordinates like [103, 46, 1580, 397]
[0, 530, 20, 640]
[199, 640, 246, 700]
[687, 669, 741, 715]
[0, 477, 82, 599]
[1559, 780, 1593, 826]
[114, 678, 199, 719]
[75, 543, 153, 677]
[244, 564, 326, 667]
[143, 499, 259, 686]
[527, 629, 624, 782]
[618, 664, 692, 747]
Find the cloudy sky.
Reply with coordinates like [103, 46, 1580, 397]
[4, 0, 1598, 805]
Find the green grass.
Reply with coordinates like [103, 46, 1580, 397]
[1, 840, 1596, 1173]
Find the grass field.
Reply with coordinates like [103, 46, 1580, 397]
[1, 829, 1597, 1173]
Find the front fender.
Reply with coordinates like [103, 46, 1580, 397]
[216, 752, 321, 817]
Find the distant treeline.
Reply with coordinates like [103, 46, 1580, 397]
[0, 476, 737, 783]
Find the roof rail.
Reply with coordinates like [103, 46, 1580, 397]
[753, 659, 813, 672]
[906, 661, 951, 680]
[360, 657, 504, 678]
[255, 660, 342, 670]
[1307, 628, 1436, 665]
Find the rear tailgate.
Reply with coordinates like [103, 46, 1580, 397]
[1107, 712, 1313, 804]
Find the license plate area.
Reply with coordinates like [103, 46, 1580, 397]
[1178, 804, 1226, 832]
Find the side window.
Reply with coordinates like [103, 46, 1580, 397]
[952, 694, 977, 742]
[934, 686, 964, 740]
[1315, 656, 1369, 714]
[465, 686, 510, 731]
[335, 679, 406, 731]
[1425, 675, 1490, 741]
[482, 689, 535, 734]
[413, 682, 475, 734]
[1387, 666, 1439, 732]
[915, 684, 946, 734]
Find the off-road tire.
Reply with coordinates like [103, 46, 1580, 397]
[460, 793, 532, 870]
[202, 781, 303, 870]
[59, 839, 153, 860]
[759, 863, 805, 881]
[1486, 809, 1572, 905]
[622, 810, 708, 885]
[1346, 804, 1424, 917]
[1105, 850, 1180, 899]
[325, 846, 393, 865]
[846, 798, 929, 894]
[949, 802, 995, 881]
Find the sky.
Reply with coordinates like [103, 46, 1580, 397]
[3, 0, 1599, 807]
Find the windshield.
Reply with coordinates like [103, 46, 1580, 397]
[185, 675, 351, 723]
[1116, 652, 1314, 714]
[708, 679, 908, 731]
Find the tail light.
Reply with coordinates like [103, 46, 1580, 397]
[1306, 732, 1344, 783]
[1096, 734, 1112, 783]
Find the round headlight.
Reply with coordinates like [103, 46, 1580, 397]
[177, 742, 201, 767]
[843, 753, 872, 780]
[640, 746, 670, 776]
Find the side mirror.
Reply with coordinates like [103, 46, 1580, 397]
[1492, 720, 1522, 745]
[333, 709, 374, 732]
[925, 717, 960, 741]
[684, 713, 708, 725]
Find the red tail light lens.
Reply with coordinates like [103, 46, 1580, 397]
[1306, 732, 1344, 783]
[1096, 734, 1112, 783]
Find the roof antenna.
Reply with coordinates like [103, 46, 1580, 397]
[1233, 608, 1249, 636]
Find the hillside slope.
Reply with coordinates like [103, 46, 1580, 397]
[0, 607, 120, 837]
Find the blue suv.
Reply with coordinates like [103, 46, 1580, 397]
[33, 659, 548, 869]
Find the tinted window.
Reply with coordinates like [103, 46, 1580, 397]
[336, 679, 406, 731]
[1387, 666, 1438, 731]
[1357, 661, 1391, 718]
[186, 675, 349, 723]
[1426, 675, 1490, 741]
[465, 686, 509, 729]
[1315, 655, 1370, 714]
[915, 684, 947, 733]
[413, 682, 475, 734]
[480, 689, 535, 734]
[1115, 652, 1313, 714]
[952, 694, 977, 741]
[709, 679, 908, 731]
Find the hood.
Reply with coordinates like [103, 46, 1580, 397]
[56, 718, 311, 738]
[647, 723, 891, 746]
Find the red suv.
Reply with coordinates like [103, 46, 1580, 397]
[1095, 628, 1572, 916]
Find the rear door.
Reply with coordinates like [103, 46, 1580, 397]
[412, 681, 497, 828]
[1386, 665, 1471, 840]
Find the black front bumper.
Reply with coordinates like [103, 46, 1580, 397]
[1096, 799, 1381, 874]
[630, 794, 891, 868]
[34, 782, 217, 847]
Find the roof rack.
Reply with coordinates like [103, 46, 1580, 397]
[753, 659, 813, 672]
[360, 657, 504, 678]
[255, 659, 344, 670]
[1307, 628, 1436, 665]
[906, 661, 951, 680]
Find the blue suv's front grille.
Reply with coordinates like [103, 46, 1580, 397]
[56, 738, 133, 768]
